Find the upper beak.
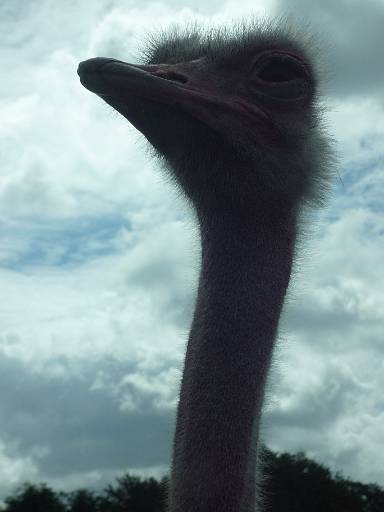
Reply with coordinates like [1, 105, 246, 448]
[78, 57, 223, 125]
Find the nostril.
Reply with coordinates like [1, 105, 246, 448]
[155, 71, 188, 84]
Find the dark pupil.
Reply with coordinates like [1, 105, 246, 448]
[258, 58, 305, 82]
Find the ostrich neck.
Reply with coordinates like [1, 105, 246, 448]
[169, 204, 296, 512]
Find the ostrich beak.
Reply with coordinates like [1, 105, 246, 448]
[77, 57, 264, 132]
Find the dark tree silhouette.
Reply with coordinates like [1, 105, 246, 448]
[99, 474, 166, 512]
[67, 489, 99, 512]
[4, 483, 65, 512]
[261, 448, 382, 512]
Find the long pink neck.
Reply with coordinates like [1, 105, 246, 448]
[169, 209, 296, 511]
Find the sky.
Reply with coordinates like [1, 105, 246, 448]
[0, 0, 383, 502]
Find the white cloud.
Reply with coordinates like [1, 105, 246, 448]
[0, 440, 39, 488]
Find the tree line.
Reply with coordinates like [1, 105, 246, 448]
[1, 448, 383, 511]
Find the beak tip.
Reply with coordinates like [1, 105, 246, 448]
[77, 57, 112, 78]
[77, 61, 87, 77]
[77, 58, 118, 93]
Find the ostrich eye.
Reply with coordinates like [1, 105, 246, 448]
[251, 52, 310, 100]
[257, 55, 307, 82]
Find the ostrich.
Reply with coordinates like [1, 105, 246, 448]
[78, 19, 334, 512]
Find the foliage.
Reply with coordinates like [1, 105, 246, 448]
[66, 490, 99, 512]
[261, 447, 384, 512]
[98, 474, 167, 512]
[4, 483, 66, 512]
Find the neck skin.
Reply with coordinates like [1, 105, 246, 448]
[169, 204, 296, 512]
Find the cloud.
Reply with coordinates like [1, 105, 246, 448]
[0, 353, 172, 499]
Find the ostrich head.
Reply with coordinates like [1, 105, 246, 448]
[78, 21, 332, 220]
